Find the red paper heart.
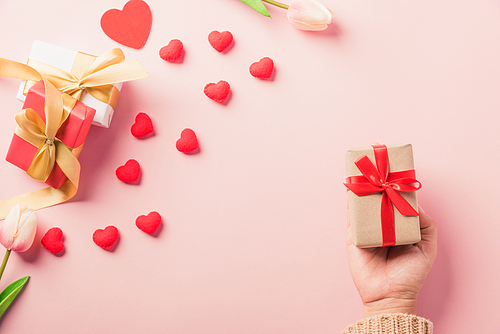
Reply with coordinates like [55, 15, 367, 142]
[93, 226, 119, 250]
[204, 80, 230, 103]
[208, 30, 233, 52]
[131, 112, 154, 138]
[159, 39, 184, 62]
[250, 57, 274, 79]
[100, 0, 152, 49]
[176, 128, 198, 153]
[116, 159, 141, 183]
[136, 211, 162, 235]
[41, 227, 64, 255]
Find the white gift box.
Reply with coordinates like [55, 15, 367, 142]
[17, 41, 123, 128]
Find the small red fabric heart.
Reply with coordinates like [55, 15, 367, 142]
[176, 128, 198, 153]
[250, 57, 274, 79]
[93, 226, 119, 250]
[204, 80, 230, 103]
[116, 159, 141, 183]
[208, 30, 233, 52]
[136, 211, 162, 235]
[41, 227, 64, 254]
[159, 39, 184, 62]
[131, 112, 154, 138]
[100, 0, 152, 49]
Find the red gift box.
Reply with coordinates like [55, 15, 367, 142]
[6, 81, 95, 189]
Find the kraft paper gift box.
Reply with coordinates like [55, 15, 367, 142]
[7, 80, 96, 189]
[344, 143, 421, 248]
[16, 40, 123, 128]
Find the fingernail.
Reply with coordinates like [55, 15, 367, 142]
[418, 205, 425, 213]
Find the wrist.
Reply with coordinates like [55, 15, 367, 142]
[363, 297, 418, 318]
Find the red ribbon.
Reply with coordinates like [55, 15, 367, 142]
[344, 144, 421, 246]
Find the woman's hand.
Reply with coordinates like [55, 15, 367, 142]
[346, 206, 438, 318]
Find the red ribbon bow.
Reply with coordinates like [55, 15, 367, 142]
[344, 144, 421, 246]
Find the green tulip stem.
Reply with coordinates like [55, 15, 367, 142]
[262, 0, 289, 10]
[0, 250, 11, 281]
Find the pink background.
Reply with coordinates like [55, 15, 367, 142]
[1, 0, 500, 332]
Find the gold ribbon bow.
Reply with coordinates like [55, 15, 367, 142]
[26, 49, 149, 108]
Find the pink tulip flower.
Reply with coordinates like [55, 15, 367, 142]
[0, 204, 37, 252]
[287, 0, 333, 31]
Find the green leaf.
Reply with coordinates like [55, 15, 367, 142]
[239, 0, 272, 18]
[0, 276, 29, 318]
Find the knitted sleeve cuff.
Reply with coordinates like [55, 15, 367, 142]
[342, 313, 433, 334]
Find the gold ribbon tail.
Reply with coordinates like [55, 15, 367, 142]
[0, 182, 77, 220]
[0, 58, 42, 82]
